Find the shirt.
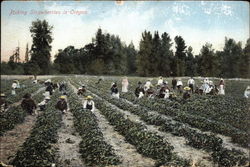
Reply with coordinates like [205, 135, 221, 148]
[83, 100, 95, 111]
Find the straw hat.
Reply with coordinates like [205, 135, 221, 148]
[86, 96, 93, 100]
[184, 86, 191, 91]
[1, 93, 6, 97]
[60, 95, 66, 99]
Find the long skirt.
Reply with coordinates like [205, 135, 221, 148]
[122, 85, 128, 92]
[218, 85, 225, 95]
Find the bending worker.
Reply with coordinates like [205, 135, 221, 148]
[83, 96, 95, 112]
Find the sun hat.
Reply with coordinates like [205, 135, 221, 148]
[1, 93, 6, 97]
[60, 95, 66, 99]
[86, 96, 93, 100]
[184, 86, 191, 91]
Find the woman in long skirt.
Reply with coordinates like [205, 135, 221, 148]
[218, 78, 225, 95]
[122, 77, 129, 93]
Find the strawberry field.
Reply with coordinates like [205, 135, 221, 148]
[0, 75, 249, 167]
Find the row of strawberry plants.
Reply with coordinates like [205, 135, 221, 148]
[11, 90, 62, 167]
[66, 85, 121, 166]
[83, 82, 249, 167]
[71, 80, 190, 167]
[120, 92, 249, 148]
[0, 91, 44, 136]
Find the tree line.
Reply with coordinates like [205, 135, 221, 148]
[1, 19, 249, 78]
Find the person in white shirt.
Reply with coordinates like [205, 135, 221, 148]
[218, 78, 225, 95]
[38, 96, 50, 111]
[157, 76, 164, 86]
[187, 77, 195, 93]
[11, 81, 18, 95]
[244, 86, 250, 98]
[176, 79, 183, 94]
[144, 79, 152, 91]
[83, 96, 95, 112]
[121, 77, 129, 93]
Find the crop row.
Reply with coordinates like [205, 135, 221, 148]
[120, 91, 249, 148]
[11, 90, 62, 167]
[0, 90, 44, 136]
[71, 80, 190, 167]
[67, 86, 121, 166]
[76, 79, 249, 167]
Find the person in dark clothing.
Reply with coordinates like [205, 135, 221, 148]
[172, 77, 177, 90]
[135, 81, 145, 98]
[111, 83, 119, 98]
[46, 84, 53, 95]
[183, 87, 191, 100]
[52, 83, 58, 90]
[21, 93, 37, 115]
[55, 96, 68, 113]
[0, 93, 11, 112]
[77, 85, 86, 96]
[95, 78, 103, 84]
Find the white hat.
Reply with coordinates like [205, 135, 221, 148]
[45, 97, 50, 100]
[247, 86, 250, 90]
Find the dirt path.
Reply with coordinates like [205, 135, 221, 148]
[0, 115, 37, 164]
[55, 111, 85, 167]
[88, 90, 214, 167]
[69, 81, 156, 167]
[0, 87, 46, 164]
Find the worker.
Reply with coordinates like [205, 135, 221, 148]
[135, 81, 145, 98]
[183, 86, 191, 100]
[11, 80, 18, 95]
[38, 96, 50, 111]
[83, 96, 95, 112]
[146, 85, 154, 98]
[176, 78, 183, 94]
[0, 93, 11, 112]
[45, 83, 53, 96]
[21, 93, 37, 115]
[187, 77, 195, 93]
[55, 96, 68, 114]
[144, 79, 152, 91]
[218, 78, 225, 95]
[159, 82, 170, 99]
[121, 76, 129, 93]
[111, 82, 120, 98]
[16, 80, 20, 88]
[77, 85, 86, 96]
[59, 82, 67, 93]
[157, 76, 164, 86]
[244, 86, 250, 98]
[172, 77, 177, 90]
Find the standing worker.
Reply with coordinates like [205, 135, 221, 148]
[144, 79, 153, 92]
[121, 77, 129, 93]
[172, 77, 177, 90]
[157, 76, 164, 86]
[21, 93, 37, 115]
[176, 78, 183, 94]
[83, 96, 95, 112]
[218, 78, 225, 95]
[77, 85, 86, 96]
[55, 96, 68, 114]
[187, 77, 195, 93]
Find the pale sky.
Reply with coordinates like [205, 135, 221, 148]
[1, 1, 249, 62]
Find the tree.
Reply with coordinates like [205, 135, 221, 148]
[174, 36, 187, 76]
[137, 31, 153, 76]
[30, 19, 53, 74]
[199, 43, 218, 76]
[25, 43, 29, 62]
[159, 32, 173, 77]
[126, 42, 137, 74]
[185, 46, 197, 76]
[220, 38, 242, 78]
[239, 38, 250, 78]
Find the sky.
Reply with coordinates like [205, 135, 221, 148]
[1, 1, 249, 62]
